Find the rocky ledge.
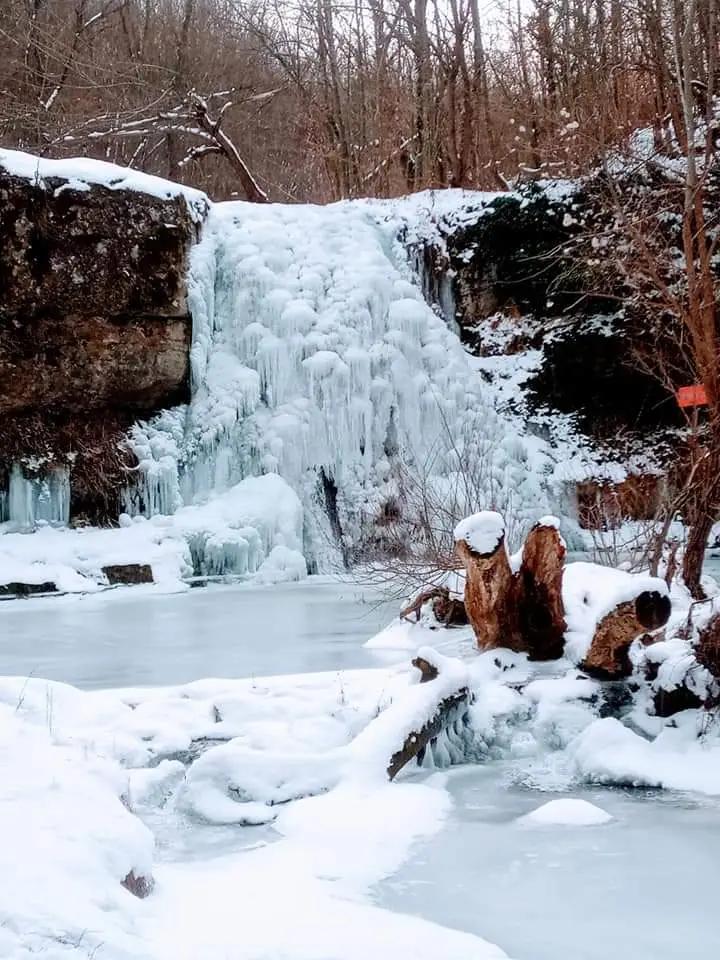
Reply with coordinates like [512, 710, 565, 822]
[0, 153, 207, 524]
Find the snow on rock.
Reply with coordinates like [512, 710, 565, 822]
[454, 511, 505, 555]
[519, 798, 612, 826]
[0, 146, 208, 219]
[562, 562, 670, 664]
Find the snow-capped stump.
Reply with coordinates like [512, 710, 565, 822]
[454, 512, 566, 657]
[454, 511, 520, 651]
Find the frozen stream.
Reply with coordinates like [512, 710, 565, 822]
[0, 577, 398, 688]
[1, 578, 718, 959]
[381, 765, 720, 960]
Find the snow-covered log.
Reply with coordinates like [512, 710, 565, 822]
[563, 563, 671, 679]
[350, 648, 472, 781]
[581, 592, 671, 679]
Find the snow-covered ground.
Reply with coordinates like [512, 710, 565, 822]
[2, 581, 719, 960]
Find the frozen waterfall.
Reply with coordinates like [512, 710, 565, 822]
[126, 198, 552, 569]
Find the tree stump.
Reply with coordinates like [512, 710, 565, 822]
[455, 514, 522, 651]
[455, 513, 565, 657]
[517, 520, 567, 660]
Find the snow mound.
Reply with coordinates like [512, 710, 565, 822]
[520, 798, 612, 826]
[454, 511, 505, 555]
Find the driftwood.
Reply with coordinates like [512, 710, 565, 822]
[581, 591, 671, 679]
[400, 586, 468, 626]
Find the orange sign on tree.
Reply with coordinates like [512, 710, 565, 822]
[676, 384, 708, 408]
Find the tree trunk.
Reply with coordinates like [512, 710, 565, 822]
[683, 509, 714, 599]
[517, 521, 567, 660]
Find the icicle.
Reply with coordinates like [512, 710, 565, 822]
[7, 464, 70, 528]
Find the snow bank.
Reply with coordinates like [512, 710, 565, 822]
[0, 473, 304, 591]
[519, 798, 612, 826]
[0, 691, 153, 958]
[571, 717, 720, 795]
[0, 659, 511, 960]
[0, 147, 208, 219]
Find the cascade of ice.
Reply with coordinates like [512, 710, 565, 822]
[128, 199, 553, 567]
[6, 464, 71, 529]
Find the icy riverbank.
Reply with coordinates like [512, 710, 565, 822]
[2, 581, 720, 960]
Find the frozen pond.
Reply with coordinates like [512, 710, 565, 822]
[380, 763, 720, 960]
[0, 577, 398, 688]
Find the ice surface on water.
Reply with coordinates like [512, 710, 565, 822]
[128, 199, 553, 565]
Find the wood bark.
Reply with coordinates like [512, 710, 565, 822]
[517, 522, 567, 660]
[581, 590, 671, 679]
[456, 521, 565, 657]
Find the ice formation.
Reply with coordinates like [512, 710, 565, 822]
[127, 198, 552, 570]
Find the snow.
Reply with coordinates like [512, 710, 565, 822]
[519, 798, 612, 825]
[454, 511, 505, 555]
[0, 634, 509, 960]
[0, 147, 208, 220]
[571, 717, 720, 794]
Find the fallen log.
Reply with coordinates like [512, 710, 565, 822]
[387, 689, 470, 780]
[348, 648, 472, 780]
[400, 586, 468, 627]
[581, 590, 671, 679]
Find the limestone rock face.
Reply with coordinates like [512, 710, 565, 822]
[0, 169, 197, 416]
